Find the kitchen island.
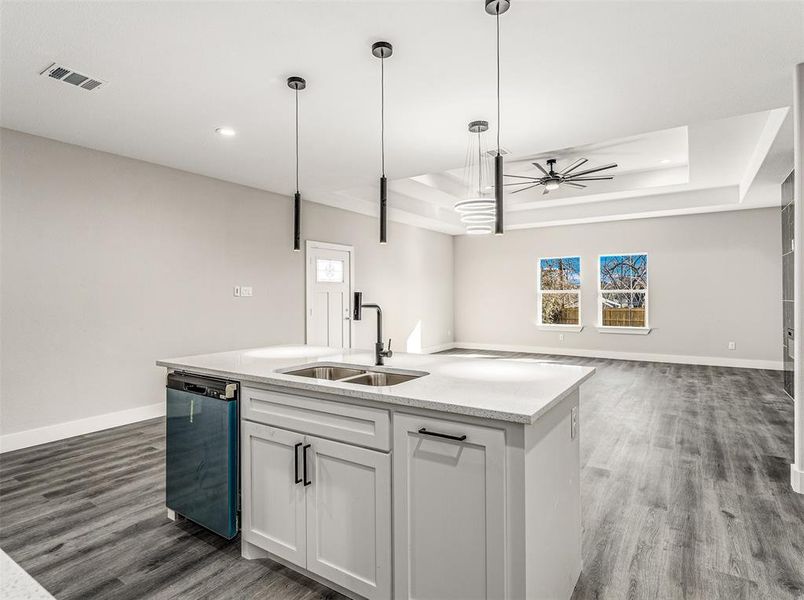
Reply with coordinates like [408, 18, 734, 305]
[157, 345, 595, 600]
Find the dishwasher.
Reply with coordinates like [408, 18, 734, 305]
[165, 372, 239, 539]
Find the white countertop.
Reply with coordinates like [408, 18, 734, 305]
[156, 345, 595, 424]
[0, 549, 54, 600]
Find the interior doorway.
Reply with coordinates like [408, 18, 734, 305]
[305, 241, 354, 348]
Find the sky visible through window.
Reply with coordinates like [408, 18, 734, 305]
[539, 257, 581, 325]
[540, 257, 581, 290]
[599, 254, 647, 326]
[600, 254, 647, 291]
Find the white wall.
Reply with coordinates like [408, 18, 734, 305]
[453, 209, 782, 368]
[792, 62, 803, 493]
[305, 205, 454, 354]
[0, 129, 453, 443]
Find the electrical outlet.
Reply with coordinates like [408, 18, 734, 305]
[233, 286, 241, 297]
[559, 333, 565, 342]
[728, 341, 736, 351]
[571, 406, 578, 439]
[241, 286, 253, 297]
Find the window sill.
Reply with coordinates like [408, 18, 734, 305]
[537, 325, 584, 333]
[596, 326, 651, 335]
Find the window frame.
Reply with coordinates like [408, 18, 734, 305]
[315, 258, 345, 283]
[596, 252, 651, 334]
[537, 255, 583, 332]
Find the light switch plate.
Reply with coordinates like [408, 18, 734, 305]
[241, 286, 253, 297]
[233, 286, 241, 297]
[571, 406, 578, 439]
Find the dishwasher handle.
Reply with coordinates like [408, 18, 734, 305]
[184, 382, 208, 394]
[167, 372, 237, 400]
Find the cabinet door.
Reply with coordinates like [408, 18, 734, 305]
[241, 421, 306, 566]
[394, 414, 506, 600]
[305, 436, 391, 600]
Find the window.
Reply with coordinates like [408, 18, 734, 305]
[599, 254, 648, 328]
[538, 257, 581, 326]
[316, 259, 344, 283]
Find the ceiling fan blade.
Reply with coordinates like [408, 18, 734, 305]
[532, 162, 550, 177]
[560, 158, 588, 176]
[504, 182, 540, 187]
[567, 176, 614, 181]
[511, 184, 541, 194]
[564, 182, 587, 188]
[504, 174, 540, 180]
[568, 163, 618, 177]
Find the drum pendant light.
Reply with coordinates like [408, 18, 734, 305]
[288, 76, 306, 251]
[485, 0, 510, 235]
[456, 120, 495, 235]
[372, 41, 393, 244]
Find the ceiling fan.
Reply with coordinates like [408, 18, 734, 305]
[504, 158, 617, 195]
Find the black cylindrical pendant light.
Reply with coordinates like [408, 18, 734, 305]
[288, 75, 306, 251]
[380, 175, 387, 242]
[485, 0, 509, 235]
[372, 41, 393, 244]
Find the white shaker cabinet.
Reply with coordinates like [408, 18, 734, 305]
[306, 437, 391, 599]
[239, 382, 583, 600]
[241, 418, 391, 600]
[241, 421, 307, 566]
[393, 413, 507, 600]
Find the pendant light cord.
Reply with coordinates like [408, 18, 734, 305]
[496, 9, 500, 156]
[381, 55, 386, 177]
[295, 88, 300, 194]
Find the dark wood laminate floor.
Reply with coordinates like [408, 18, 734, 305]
[1, 350, 802, 600]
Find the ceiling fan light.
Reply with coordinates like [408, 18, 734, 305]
[545, 181, 560, 191]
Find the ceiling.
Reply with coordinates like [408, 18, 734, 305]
[2, 1, 802, 234]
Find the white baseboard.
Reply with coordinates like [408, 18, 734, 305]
[453, 341, 783, 370]
[793, 464, 804, 494]
[0, 402, 165, 454]
[418, 341, 458, 354]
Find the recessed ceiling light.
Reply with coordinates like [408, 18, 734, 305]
[660, 159, 671, 164]
[215, 127, 236, 137]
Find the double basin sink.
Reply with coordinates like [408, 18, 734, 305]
[280, 363, 427, 387]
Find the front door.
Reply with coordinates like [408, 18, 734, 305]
[306, 242, 352, 348]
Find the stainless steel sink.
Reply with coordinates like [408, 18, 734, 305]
[280, 362, 428, 387]
[283, 366, 366, 381]
[342, 371, 422, 387]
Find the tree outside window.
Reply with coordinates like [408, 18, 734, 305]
[539, 257, 581, 326]
[599, 254, 648, 327]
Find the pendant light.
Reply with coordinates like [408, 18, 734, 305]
[456, 120, 494, 235]
[288, 75, 306, 251]
[372, 41, 393, 244]
[485, 0, 509, 235]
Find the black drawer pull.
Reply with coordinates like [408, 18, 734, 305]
[294, 442, 302, 484]
[418, 428, 467, 442]
[302, 444, 312, 486]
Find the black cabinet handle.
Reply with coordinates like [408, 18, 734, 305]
[294, 442, 302, 484]
[418, 428, 467, 442]
[302, 444, 312, 486]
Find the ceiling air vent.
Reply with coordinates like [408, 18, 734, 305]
[39, 63, 106, 91]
